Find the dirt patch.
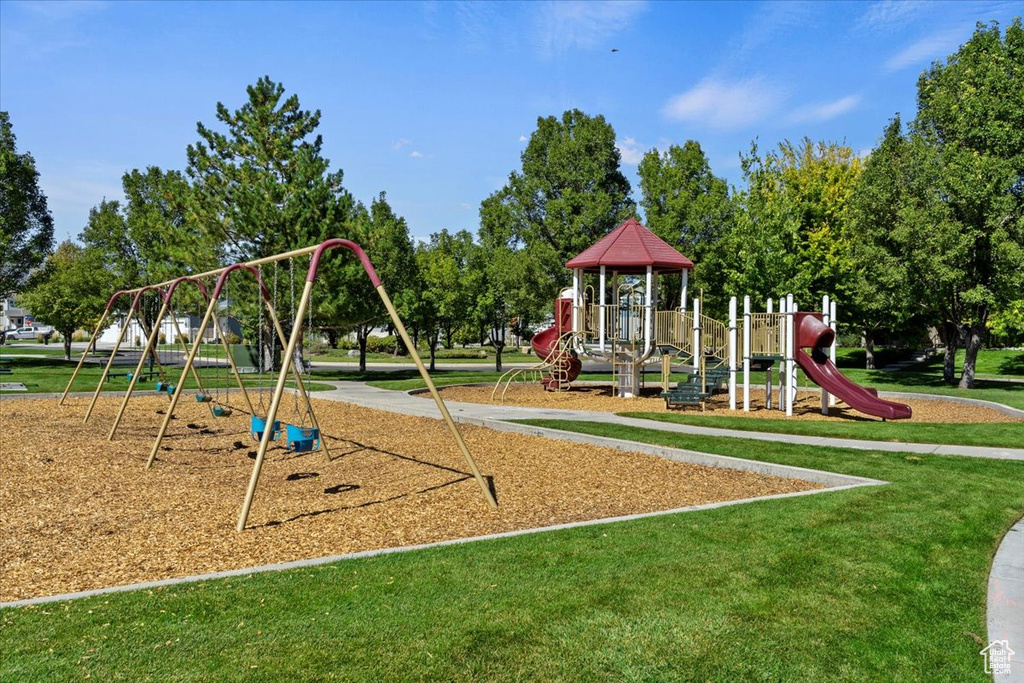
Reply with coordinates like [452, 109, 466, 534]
[437, 383, 1020, 424]
[0, 395, 821, 602]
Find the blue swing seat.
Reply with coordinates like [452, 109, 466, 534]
[251, 416, 281, 442]
[196, 393, 213, 403]
[285, 424, 320, 453]
[212, 405, 232, 417]
[155, 381, 165, 392]
[165, 384, 176, 396]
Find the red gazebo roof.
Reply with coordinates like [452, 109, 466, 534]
[565, 218, 694, 274]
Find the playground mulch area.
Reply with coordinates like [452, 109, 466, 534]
[0, 395, 821, 602]
[438, 383, 1020, 423]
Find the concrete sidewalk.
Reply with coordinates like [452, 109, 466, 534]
[317, 382, 1024, 462]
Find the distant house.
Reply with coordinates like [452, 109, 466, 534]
[98, 313, 243, 346]
[1, 297, 29, 330]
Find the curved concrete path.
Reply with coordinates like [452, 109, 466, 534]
[319, 382, 1024, 461]
[989, 518, 1024, 682]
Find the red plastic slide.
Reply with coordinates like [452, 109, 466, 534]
[793, 313, 911, 421]
[532, 297, 582, 390]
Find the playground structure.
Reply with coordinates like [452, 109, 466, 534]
[498, 218, 911, 421]
[61, 239, 499, 531]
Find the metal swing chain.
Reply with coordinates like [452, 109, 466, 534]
[257, 264, 265, 413]
[290, 258, 300, 419]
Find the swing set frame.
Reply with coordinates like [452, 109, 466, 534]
[60, 238, 498, 531]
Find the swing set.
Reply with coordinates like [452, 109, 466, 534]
[60, 238, 498, 531]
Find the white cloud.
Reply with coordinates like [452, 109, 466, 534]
[885, 27, 966, 72]
[519, 135, 528, 142]
[391, 138, 412, 151]
[409, 150, 424, 158]
[533, 0, 647, 58]
[788, 95, 861, 123]
[856, 1, 929, 31]
[661, 77, 786, 131]
[616, 137, 646, 165]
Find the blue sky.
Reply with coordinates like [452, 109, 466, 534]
[1, 0, 1020, 245]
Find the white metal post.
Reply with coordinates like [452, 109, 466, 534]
[692, 297, 701, 370]
[680, 270, 688, 312]
[830, 299, 838, 407]
[572, 268, 580, 333]
[644, 266, 653, 355]
[743, 295, 751, 412]
[775, 297, 784, 412]
[728, 296, 737, 410]
[786, 294, 795, 417]
[599, 265, 606, 352]
[821, 295, 831, 415]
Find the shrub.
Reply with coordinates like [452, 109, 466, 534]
[224, 333, 241, 345]
[366, 335, 399, 355]
[176, 333, 189, 345]
[71, 330, 90, 342]
[159, 332, 167, 345]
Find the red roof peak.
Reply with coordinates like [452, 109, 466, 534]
[565, 218, 694, 274]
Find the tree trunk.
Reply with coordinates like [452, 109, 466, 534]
[444, 324, 453, 350]
[325, 328, 339, 349]
[61, 328, 73, 361]
[862, 332, 875, 370]
[493, 343, 504, 372]
[489, 326, 505, 372]
[357, 324, 369, 373]
[958, 322, 986, 389]
[942, 321, 959, 384]
[428, 329, 439, 372]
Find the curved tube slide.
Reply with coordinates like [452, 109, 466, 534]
[794, 313, 911, 421]
[532, 297, 582, 390]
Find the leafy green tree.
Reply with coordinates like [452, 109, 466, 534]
[185, 77, 357, 362]
[703, 139, 862, 317]
[18, 241, 115, 359]
[480, 109, 635, 304]
[638, 140, 732, 303]
[81, 169, 207, 291]
[414, 229, 476, 370]
[849, 117, 953, 369]
[186, 76, 353, 261]
[0, 111, 54, 298]
[318, 193, 417, 371]
[911, 19, 1024, 387]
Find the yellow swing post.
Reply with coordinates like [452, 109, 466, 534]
[107, 292, 171, 439]
[59, 290, 128, 406]
[83, 290, 150, 423]
[108, 287, 213, 440]
[236, 240, 495, 532]
[146, 283, 222, 469]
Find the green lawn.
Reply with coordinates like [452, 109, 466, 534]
[316, 348, 539, 364]
[618, 411, 1024, 449]
[0, 356, 333, 394]
[3, 426, 1022, 680]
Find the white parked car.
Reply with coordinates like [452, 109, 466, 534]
[4, 325, 54, 341]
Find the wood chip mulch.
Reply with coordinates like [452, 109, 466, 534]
[0, 395, 821, 602]
[442, 383, 1021, 423]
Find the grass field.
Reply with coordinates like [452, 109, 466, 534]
[0, 356, 334, 394]
[2, 425, 1021, 680]
[618, 410, 1024, 448]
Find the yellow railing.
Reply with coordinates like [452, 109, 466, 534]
[654, 310, 693, 353]
[748, 312, 782, 356]
[701, 314, 728, 361]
